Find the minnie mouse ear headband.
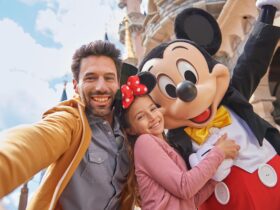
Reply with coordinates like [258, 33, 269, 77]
[115, 62, 156, 109]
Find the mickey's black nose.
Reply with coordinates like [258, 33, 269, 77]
[176, 81, 197, 102]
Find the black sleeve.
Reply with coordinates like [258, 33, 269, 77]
[265, 126, 280, 155]
[231, 22, 280, 100]
[166, 128, 194, 169]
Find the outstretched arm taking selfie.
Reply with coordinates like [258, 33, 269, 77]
[0, 101, 80, 197]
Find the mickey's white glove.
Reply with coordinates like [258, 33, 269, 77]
[189, 144, 213, 168]
[256, 0, 280, 11]
[189, 144, 233, 181]
[212, 159, 233, 181]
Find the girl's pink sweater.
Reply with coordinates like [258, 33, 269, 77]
[134, 134, 225, 210]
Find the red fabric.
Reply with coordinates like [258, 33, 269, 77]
[199, 155, 280, 210]
[121, 75, 148, 109]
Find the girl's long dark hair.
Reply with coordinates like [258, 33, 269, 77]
[120, 106, 141, 207]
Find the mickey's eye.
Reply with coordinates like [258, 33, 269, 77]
[158, 75, 177, 99]
[177, 60, 198, 84]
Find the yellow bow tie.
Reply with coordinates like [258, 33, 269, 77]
[184, 106, 232, 145]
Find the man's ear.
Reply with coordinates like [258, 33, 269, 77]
[73, 79, 79, 94]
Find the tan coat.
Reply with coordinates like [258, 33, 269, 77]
[0, 96, 133, 210]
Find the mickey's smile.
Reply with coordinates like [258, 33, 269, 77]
[190, 107, 212, 124]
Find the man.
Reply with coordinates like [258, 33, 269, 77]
[0, 40, 134, 210]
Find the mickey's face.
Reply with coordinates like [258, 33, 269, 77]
[141, 41, 230, 129]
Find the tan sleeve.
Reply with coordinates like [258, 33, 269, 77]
[0, 110, 78, 198]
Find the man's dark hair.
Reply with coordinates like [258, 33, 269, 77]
[71, 40, 122, 81]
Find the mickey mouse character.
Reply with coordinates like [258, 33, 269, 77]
[139, 1, 280, 210]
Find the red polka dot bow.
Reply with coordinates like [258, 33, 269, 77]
[121, 75, 148, 109]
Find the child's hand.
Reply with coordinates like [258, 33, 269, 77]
[215, 133, 240, 159]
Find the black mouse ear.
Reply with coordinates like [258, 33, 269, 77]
[120, 62, 138, 86]
[174, 8, 222, 55]
[115, 62, 138, 114]
[114, 65, 156, 116]
[138, 71, 157, 94]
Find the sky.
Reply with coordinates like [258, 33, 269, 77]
[0, 0, 149, 131]
[0, 0, 147, 209]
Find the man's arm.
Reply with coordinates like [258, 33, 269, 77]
[0, 110, 78, 198]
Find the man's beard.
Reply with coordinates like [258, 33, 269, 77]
[82, 91, 115, 118]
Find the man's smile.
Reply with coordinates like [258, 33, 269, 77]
[91, 96, 111, 106]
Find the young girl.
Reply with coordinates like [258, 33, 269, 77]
[120, 74, 240, 210]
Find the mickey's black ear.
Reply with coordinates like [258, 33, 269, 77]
[120, 63, 138, 86]
[138, 71, 156, 94]
[175, 8, 222, 55]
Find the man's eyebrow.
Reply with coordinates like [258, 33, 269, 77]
[104, 72, 116, 77]
[172, 46, 189, 51]
[84, 72, 95, 76]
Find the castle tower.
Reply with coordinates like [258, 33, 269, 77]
[104, 32, 109, 41]
[18, 183, 28, 210]
[123, 15, 138, 65]
[60, 81, 68, 102]
[118, 0, 145, 64]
